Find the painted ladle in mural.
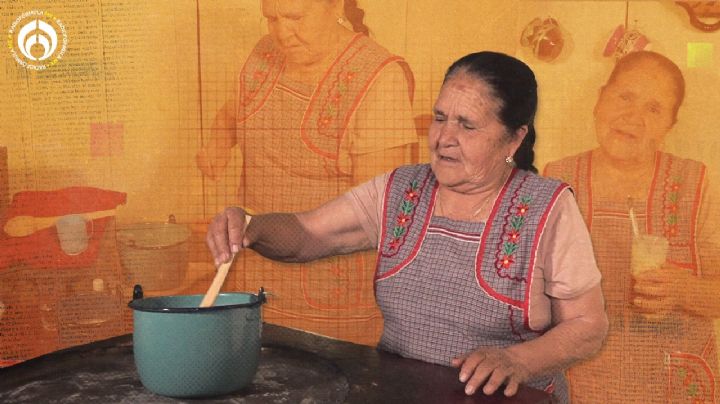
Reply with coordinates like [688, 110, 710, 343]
[199, 253, 236, 308]
[4, 209, 116, 237]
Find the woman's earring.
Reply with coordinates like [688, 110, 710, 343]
[337, 16, 345, 25]
[505, 156, 515, 165]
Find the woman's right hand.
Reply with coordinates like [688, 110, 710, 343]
[197, 100, 238, 179]
[196, 144, 231, 180]
[206, 207, 250, 267]
[632, 262, 692, 316]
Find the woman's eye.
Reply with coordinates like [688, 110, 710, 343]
[462, 123, 476, 130]
[433, 115, 445, 122]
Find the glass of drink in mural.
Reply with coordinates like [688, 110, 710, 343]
[631, 234, 668, 275]
[631, 234, 669, 322]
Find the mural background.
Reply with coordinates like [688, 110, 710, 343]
[1, 0, 719, 399]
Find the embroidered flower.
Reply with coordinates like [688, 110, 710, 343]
[331, 92, 342, 105]
[385, 180, 421, 255]
[388, 238, 401, 252]
[664, 175, 682, 239]
[496, 195, 532, 273]
[317, 67, 359, 135]
[501, 255, 514, 269]
[388, 226, 407, 252]
[396, 213, 411, 226]
[253, 70, 267, 81]
[318, 115, 332, 130]
[516, 196, 532, 216]
[242, 44, 281, 105]
[666, 183, 680, 192]
[667, 351, 713, 403]
[404, 188, 419, 202]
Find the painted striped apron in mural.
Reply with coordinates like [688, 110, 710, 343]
[374, 164, 570, 402]
[230, 34, 414, 345]
[545, 150, 718, 403]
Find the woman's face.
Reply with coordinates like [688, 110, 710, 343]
[262, 0, 341, 67]
[428, 72, 524, 193]
[594, 62, 678, 164]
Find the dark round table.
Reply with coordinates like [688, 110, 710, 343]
[0, 324, 551, 403]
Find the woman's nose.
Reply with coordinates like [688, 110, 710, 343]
[620, 103, 644, 126]
[434, 122, 458, 147]
[270, 19, 294, 44]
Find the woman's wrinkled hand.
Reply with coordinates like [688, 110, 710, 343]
[196, 144, 231, 180]
[206, 207, 250, 267]
[632, 262, 692, 315]
[451, 347, 530, 397]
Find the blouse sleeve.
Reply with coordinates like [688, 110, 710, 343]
[342, 172, 391, 248]
[537, 189, 602, 299]
[342, 62, 418, 156]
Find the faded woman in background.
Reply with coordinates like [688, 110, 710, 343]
[196, 0, 417, 345]
[544, 51, 720, 403]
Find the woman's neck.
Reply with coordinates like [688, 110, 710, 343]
[436, 168, 512, 221]
[591, 148, 656, 200]
[593, 147, 656, 174]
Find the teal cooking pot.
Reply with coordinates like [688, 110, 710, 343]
[128, 285, 266, 398]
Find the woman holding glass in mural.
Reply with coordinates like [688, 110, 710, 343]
[544, 51, 720, 403]
[196, 0, 417, 345]
[206, 51, 608, 402]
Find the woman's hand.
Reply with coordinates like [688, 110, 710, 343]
[451, 347, 530, 396]
[197, 100, 238, 180]
[196, 143, 231, 180]
[206, 207, 250, 266]
[448, 285, 607, 398]
[632, 262, 693, 315]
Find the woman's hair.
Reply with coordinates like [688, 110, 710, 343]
[444, 52, 538, 173]
[343, 0, 369, 35]
[606, 51, 685, 122]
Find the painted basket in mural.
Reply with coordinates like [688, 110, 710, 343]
[116, 222, 191, 291]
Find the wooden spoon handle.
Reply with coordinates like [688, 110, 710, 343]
[199, 254, 236, 308]
[3, 209, 116, 237]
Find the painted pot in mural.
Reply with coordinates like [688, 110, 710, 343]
[116, 222, 191, 291]
[520, 17, 565, 62]
[128, 285, 266, 398]
[603, 25, 650, 58]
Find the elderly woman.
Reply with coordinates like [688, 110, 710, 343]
[207, 52, 608, 402]
[544, 51, 720, 403]
[197, 0, 417, 344]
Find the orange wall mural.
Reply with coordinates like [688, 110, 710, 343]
[1, 1, 719, 402]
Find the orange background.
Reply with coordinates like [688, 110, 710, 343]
[1, 0, 719, 372]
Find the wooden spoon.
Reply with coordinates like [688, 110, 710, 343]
[199, 253, 236, 308]
[199, 214, 250, 308]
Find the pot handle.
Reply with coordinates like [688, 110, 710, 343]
[258, 287, 267, 304]
[133, 284, 144, 300]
